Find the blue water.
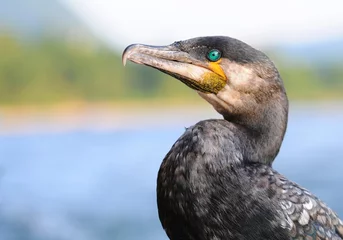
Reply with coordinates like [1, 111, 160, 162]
[0, 108, 343, 240]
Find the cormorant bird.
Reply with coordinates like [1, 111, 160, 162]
[122, 36, 343, 240]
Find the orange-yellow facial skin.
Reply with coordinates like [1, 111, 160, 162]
[192, 59, 227, 94]
[200, 72, 226, 94]
[208, 59, 227, 80]
[195, 60, 227, 94]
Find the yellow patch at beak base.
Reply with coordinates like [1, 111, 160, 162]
[208, 60, 227, 80]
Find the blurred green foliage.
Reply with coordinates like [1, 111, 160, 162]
[0, 34, 342, 105]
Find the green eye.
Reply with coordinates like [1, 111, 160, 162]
[207, 49, 221, 62]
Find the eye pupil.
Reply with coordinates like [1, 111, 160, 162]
[207, 49, 221, 62]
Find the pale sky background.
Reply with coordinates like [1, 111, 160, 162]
[61, 0, 343, 49]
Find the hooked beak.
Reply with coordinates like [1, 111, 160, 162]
[122, 43, 226, 94]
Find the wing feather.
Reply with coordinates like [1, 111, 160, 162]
[254, 166, 343, 240]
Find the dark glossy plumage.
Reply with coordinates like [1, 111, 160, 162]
[157, 120, 343, 240]
[122, 36, 342, 240]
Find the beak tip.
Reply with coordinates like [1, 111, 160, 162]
[122, 49, 130, 67]
[122, 44, 140, 67]
[122, 57, 127, 66]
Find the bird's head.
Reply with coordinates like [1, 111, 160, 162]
[123, 36, 288, 137]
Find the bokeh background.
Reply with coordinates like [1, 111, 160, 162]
[0, 0, 343, 239]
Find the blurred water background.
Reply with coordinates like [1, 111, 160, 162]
[0, 0, 343, 239]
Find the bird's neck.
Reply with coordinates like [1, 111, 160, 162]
[228, 97, 289, 165]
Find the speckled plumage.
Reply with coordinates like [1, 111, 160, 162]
[157, 120, 343, 240]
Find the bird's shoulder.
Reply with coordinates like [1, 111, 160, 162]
[249, 165, 343, 240]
